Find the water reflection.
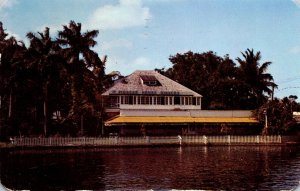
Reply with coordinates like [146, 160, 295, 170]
[0, 148, 106, 190]
[1, 146, 300, 190]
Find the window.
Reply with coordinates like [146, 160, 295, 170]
[156, 97, 161, 105]
[185, 97, 192, 105]
[140, 75, 161, 86]
[174, 96, 180, 105]
[148, 97, 152, 105]
[129, 96, 133, 105]
[168, 97, 173, 105]
[193, 97, 196, 105]
[120, 96, 129, 104]
[133, 96, 136, 104]
[185, 97, 189, 105]
[181, 97, 185, 105]
[156, 97, 165, 105]
[120, 96, 124, 104]
[161, 97, 165, 105]
[137, 96, 141, 104]
[153, 97, 157, 105]
[141, 96, 146, 104]
[197, 97, 201, 105]
[140, 96, 152, 105]
[193, 97, 201, 105]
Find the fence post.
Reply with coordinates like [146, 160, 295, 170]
[279, 135, 282, 144]
[256, 135, 260, 144]
[203, 135, 207, 145]
[228, 135, 231, 145]
[115, 136, 118, 144]
[177, 135, 182, 145]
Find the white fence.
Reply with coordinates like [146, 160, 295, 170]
[183, 135, 282, 144]
[10, 135, 287, 147]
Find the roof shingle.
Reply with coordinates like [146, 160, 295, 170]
[102, 70, 202, 97]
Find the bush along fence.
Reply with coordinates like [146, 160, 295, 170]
[9, 135, 300, 147]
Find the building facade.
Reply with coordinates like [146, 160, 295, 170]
[102, 70, 260, 136]
[102, 70, 202, 112]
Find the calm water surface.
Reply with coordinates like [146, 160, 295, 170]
[1, 146, 300, 190]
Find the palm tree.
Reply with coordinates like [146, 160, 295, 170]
[26, 27, 64, 136]
[0, 22, 8, 52]
[236, 49, 277, 108]
[0, 23, 28, 137]
[57, 20, 102, 135]
[6, 39, 25, 118]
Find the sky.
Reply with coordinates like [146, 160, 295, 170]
[1, 0, 300, 98]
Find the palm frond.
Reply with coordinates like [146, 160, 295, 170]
[259, 61, 271, 74]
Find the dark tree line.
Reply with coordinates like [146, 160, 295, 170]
[157, 50, 299, 134]
[159, 50, 277, 110]
[0, 21, 107, 139]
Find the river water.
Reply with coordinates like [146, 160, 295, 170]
[1, 146, 300, 190]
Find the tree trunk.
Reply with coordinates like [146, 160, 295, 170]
[8, 88, 12, 118]
[43, 100, 47, 136]
[43, 82, 48, 136]
[70, 74, 77, 117]
[80, 115, 84, 136]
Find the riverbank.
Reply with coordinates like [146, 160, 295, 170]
[1, 135, 299, 148]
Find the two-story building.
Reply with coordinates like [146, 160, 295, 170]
[102, 70, 259, 136]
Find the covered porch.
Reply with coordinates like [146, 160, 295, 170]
[105, 116, 260, 136]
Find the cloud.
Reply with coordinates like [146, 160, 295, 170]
[289, 46, 300, 54]
[131, 57, 165, 72]
[0, 0, 17, 10]
[105, 56, 154, 75]
[88, 0, 151, 30]
[5, 30, 21, 41]
[101, 39, 133, 51]
[104, 55, 126, 74]
[144, 0, 183, 3]
[292, 0, 300, 8]
[132, 57, 152, 68]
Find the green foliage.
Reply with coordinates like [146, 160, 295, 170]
[0, 21, 106, 139]
[57, 21, 102, 124]
[254, 98, 298, 135]
[236, 49, 277, 108]
[165, 49, 276, 109]
[166, 51, 236, 109]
